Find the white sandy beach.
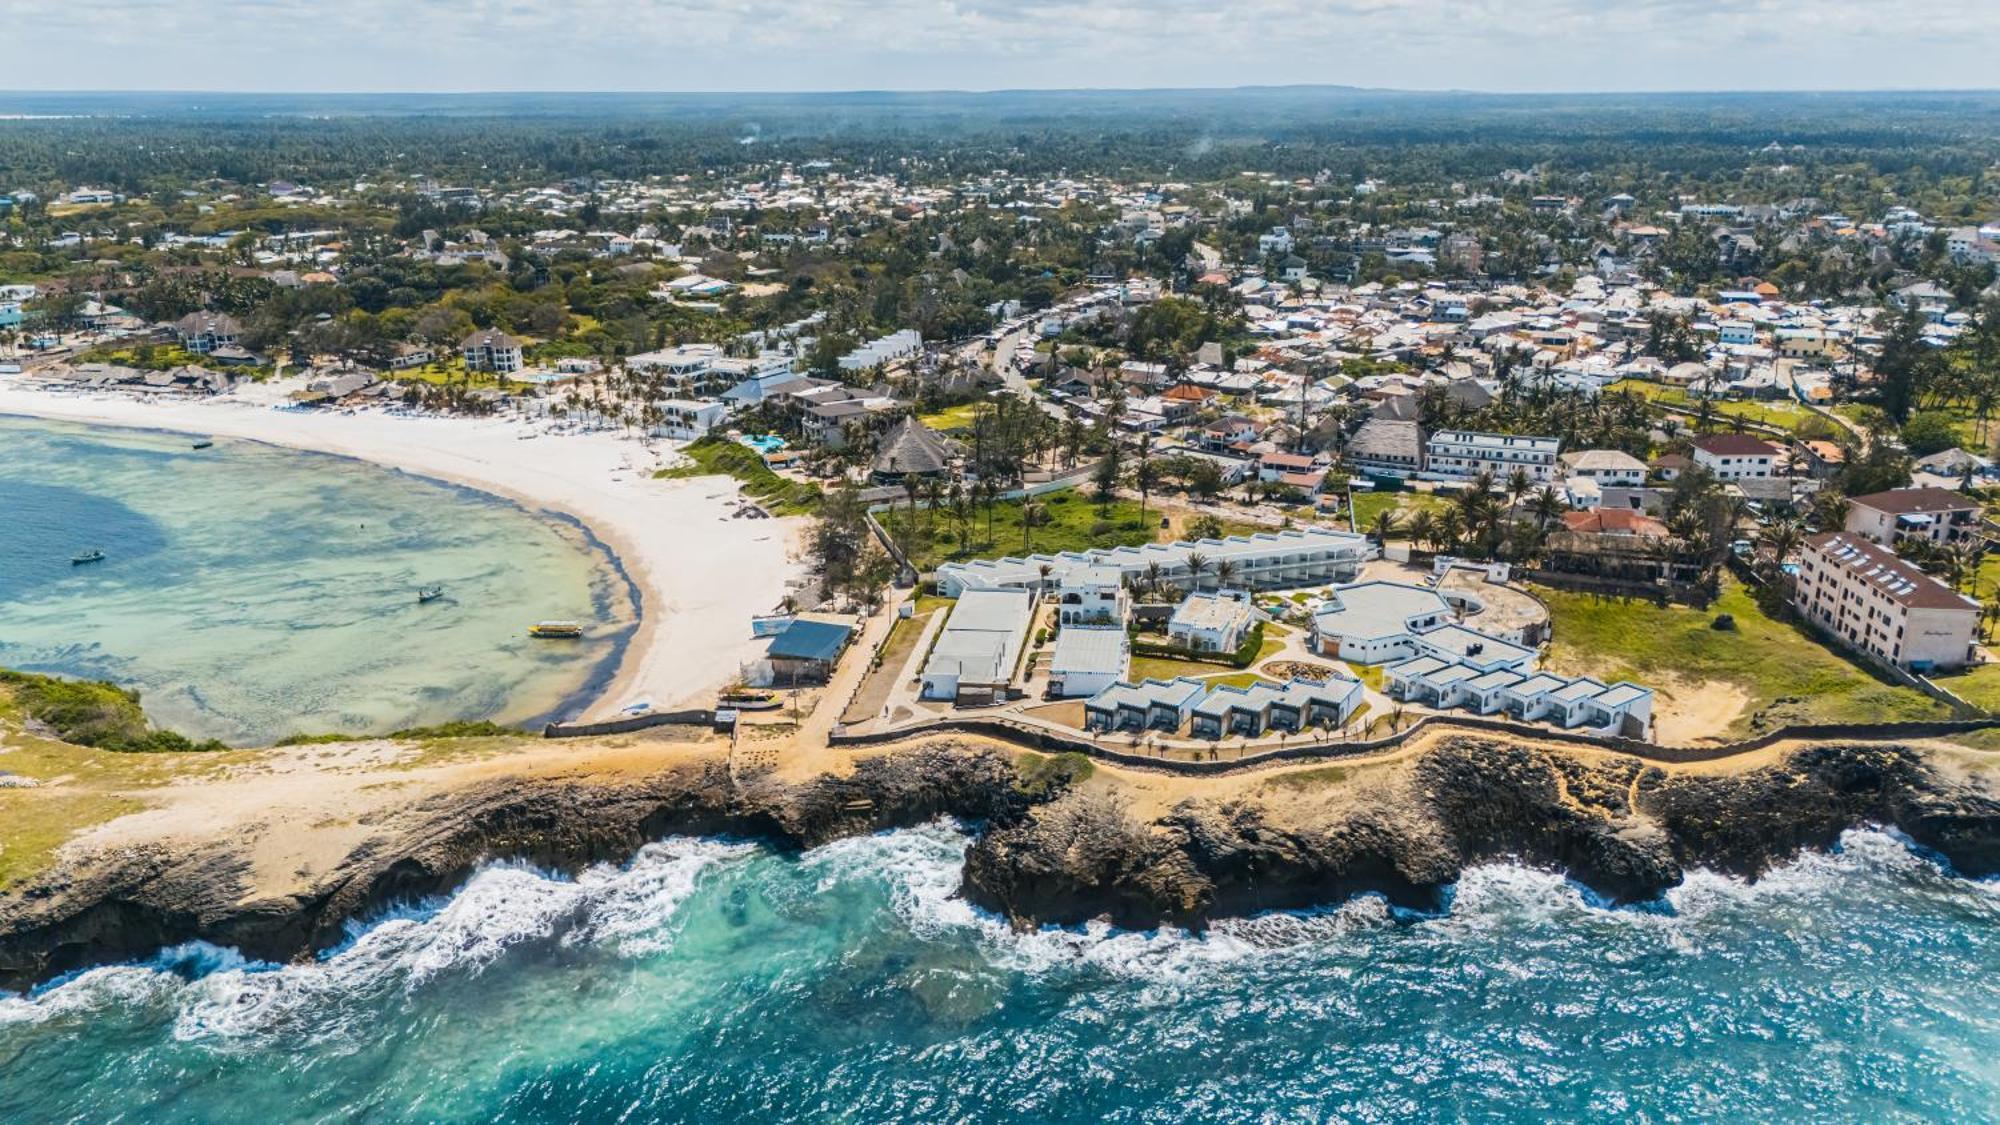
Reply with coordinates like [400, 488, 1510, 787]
[0, 381, 809, 721]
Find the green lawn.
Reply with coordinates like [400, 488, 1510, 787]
[882, 489, 1160, 570]
[1607, 380, 1836, 437]
[1345, 490, 1448, 538]
[655, 435, 821, 516]
[1934, 664, 2000, 713]
[916, 403, 985, 431]
[1539, 580, 1951, 734]
[1344, 662, 1387, 692]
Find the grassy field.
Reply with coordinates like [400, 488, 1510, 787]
[1608, 380, 1837, 437]
[1129, 654, 1228, 682]
[0, 680, 255, 887]
[655, 435, 821, 516]
[1934, 664, 2000, 713]
[881, 489, 1160, 570]
[916, 403, 985, 431]
[1345, 490, 1449, 538]
[1539, 580, 1951, 734]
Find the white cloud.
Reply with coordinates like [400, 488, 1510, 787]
[1, 0, 1995, 92]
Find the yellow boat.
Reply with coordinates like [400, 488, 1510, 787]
[528, 621, 584, 639]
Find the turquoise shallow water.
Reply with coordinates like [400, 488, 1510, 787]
[1, 824, 1994, 1122]
[0, 416, 631, 744]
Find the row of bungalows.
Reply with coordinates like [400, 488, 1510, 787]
[1084, 677, 1207, 733]
[1083, 675, 1364, 738]
[1385, 659, 1653, 738]
[936, 528, 1372, 598]
[1189, 678, 1364, 739]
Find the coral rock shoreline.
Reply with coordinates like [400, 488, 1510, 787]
[3, 737, 1997, 993]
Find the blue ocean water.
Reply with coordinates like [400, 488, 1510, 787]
[2, 824, 1994, 1122]
[0, 416, 631, 744]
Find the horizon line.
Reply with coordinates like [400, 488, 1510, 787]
[2, 83, 1999, 99]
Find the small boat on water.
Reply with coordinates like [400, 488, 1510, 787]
[528, 621, 584, 639]
[192, 440, 215, 450]
[71, 549, 105, 566]
[417, 585, 445, 604]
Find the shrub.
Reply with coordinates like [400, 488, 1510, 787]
[0, 669, 226, 753]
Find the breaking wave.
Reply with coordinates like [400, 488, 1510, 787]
[2, 824, 1994, 1121]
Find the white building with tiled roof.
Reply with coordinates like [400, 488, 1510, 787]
[1794, 532, 1979, 671]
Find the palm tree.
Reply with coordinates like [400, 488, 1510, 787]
[1759, 517, 1805, 576]
[1021, 500, 1047, 553]
[1436, 509, 1465, 553]
[1406, 509, 1438, 555]
[1529, 486, 1567, 531]
[1368, 508, 1400, 548]
[1144, 560, 1166, 601]
[1037, 562, 1055, 593]
[1185, 551, 1210, 591]
[1505, 468, 1532, 514]
[902, 472, 921, 537]
[1215, 559, 1239, 590]
[1135, 431, 1155, 528]
[946, 482, 970, 550]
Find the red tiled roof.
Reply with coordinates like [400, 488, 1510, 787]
[1560, 509, 1669, 537]
[1691, 434, 1779, 457]
[1847, 487, 1978, 515]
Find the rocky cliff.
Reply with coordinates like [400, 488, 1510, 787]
[3, 736, 1996, 991]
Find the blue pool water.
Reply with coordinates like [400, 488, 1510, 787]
[0, 823, 1993, 1122]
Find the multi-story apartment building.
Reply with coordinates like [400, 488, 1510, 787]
[1422, 430, 1560, 483]
[1690, 434, 1779, 480]
[460, 327, 524, 374]
[1844, 487, 1982, 548]
[1793, 532, 1980, 671]
[173, 312, 244, 355]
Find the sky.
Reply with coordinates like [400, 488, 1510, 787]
[2, 0, 1996, 94]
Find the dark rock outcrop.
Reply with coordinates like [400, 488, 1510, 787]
[0, 744, 1027, 992]
[4, 737, 1997, 991]
[962, 738, 2000, 929]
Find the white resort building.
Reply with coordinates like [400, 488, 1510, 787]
[1422, 430, 1560, 483]
[936, 528, 1371, 598]
[920, 588, 1037, 704]
[1168, 590, 1258, 653]
[1054, 566, 1130, 626]
[1047, 626, 1131, 700]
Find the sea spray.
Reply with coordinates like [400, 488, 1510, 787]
[1, 826, 1995, 1121]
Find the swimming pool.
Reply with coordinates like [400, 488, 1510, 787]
[738, 434, 787, 454]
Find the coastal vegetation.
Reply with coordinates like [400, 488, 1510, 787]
[1538, 582, 1951, 734]
[1012, 750, 1093, 799]
[0, 670, 227, 753]
[273, 720, 522, 746]
[877, 489, 1159, 571]
[655, 435, 821, 516]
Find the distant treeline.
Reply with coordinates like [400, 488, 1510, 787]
[1, 87, 1997, 191]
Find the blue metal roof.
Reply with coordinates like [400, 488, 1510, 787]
[768, 619, 853, 663]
